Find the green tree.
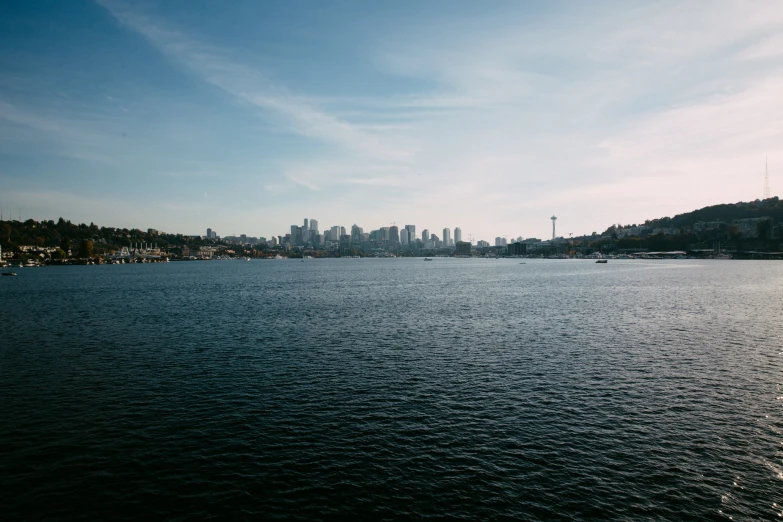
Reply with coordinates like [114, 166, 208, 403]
[53, 248, 67, 260]
[757, 219, 771, 240]
[78, 239, 94, 258]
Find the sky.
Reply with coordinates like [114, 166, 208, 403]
[0, 0, 782, 241]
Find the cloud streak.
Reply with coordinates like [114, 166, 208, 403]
[96, 0, 408, 163]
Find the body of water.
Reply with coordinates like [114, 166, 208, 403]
[1, 259, 782, 520]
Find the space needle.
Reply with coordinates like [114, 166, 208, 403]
[551, 215, 557, 241]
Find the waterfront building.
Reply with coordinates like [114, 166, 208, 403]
[400, 229, 409, 245]
[331, 226, 340, 241]
[310, 219, 319, 233]
[443, 228, 451, 247]
[455, 241, 471, 256]
[303, 218, 309, 231]
[508, 242, 527, 256]
[454, 227, 462, 244]
[422, 229, 430, 243]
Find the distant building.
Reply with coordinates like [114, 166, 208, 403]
[476, 240, 489, 248]
[454, 227, 462, 244]
[389, 225, 400, 246]
[330, 226, 340, 241]
[733, 217, 772, 238]
[405, 225, 416, 245]
[351, 224, 363, 243]
[508, 242, 527, 256]
[206, 228, 217, 239]
[692, 221, 724, 232]
[422, 229, 430, 243]
[339, 235, 352, 254]
[652, 227, 680, 236]
[443, 228, 451, 247]
[495, 237, 507, 247]
[310, 219, 319, 233]
[455, 241, 472, 256]
[303, 218, 309, 231]
[400, 228, 409, 245]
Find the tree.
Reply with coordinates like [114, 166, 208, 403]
[757, 219, 771, 240]
[52, 248, 67, 261]
[78, 239, 94, 258]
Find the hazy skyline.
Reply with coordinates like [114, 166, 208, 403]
[0, 1, 781, 239]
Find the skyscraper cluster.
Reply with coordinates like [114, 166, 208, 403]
[276, 218, 467, 253]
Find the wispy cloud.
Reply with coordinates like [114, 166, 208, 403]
[286, 174, 320, 192]
[96, 0, 409, 162]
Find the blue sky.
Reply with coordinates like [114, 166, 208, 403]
[1, 1, 782, 240]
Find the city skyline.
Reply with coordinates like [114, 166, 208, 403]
[207, 213, 597, 250]
[0, 1, 782, 239]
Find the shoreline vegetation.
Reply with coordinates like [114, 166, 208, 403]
[2, 198, 783, 267]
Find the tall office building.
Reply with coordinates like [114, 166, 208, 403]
[389, 226, 400, 245]
[330, 226, 340, 241]
[454, 227, 462, 244]
[310, 219, 318, 232]
[351, 224, 363, 242]
[400, 228, 409, 245]
[405, 225, 416, 244]
[291, 225, 303, 245]
[422, 229, 430, 243]
[303, 218, 309, 230]
[340, 226, 346, 237]
[443, 228, 451, 247]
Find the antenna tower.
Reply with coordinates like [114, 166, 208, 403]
[764, 156, 771, 199]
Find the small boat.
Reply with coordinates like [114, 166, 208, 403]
[424, 258, 433, 261]
[596, 259, 608, 263]
[2, 271, 17, 276]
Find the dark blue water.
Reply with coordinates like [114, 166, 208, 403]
[2, 259, 782, 520]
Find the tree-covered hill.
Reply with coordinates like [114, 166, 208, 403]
[0, 217, 210, 253]
[605, 197, 782, 233]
